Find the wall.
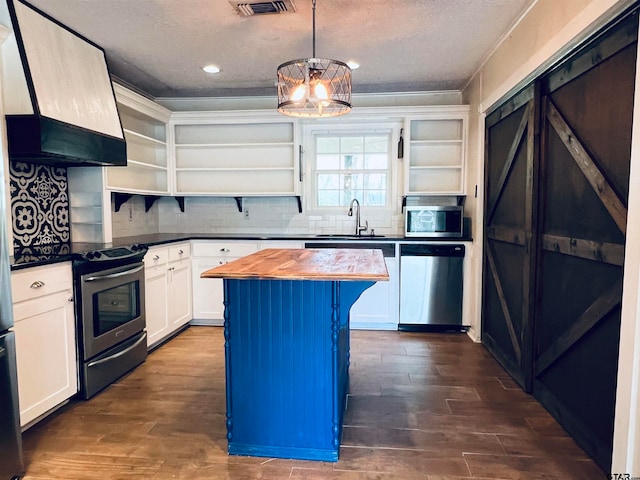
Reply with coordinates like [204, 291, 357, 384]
[461, 0, 639, 474]
[110, 195, 159, 239]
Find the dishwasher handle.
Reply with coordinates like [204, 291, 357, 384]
[400, 244, 464, 257]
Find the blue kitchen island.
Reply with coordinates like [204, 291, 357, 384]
[201, 248, 388, 462]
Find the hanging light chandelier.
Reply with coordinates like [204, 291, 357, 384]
[277, 0, 352, 118]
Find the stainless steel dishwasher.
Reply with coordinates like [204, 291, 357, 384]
[399, 244, 465, 332]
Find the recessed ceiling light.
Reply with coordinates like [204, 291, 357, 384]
[347, 61, 360, 70]
[203, 64, 221, 74]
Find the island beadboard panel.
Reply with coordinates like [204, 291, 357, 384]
[200, 247, 387, 461]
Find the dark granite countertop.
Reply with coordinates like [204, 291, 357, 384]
[10, 232, 473, 270]
[113, 232, 473, 246]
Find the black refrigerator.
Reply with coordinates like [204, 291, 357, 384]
[0, 155, 23, 478]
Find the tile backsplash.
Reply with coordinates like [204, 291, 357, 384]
[7, 162, 404, 246]
[112, 195, 405, 238]
[9, 162, 70, 249]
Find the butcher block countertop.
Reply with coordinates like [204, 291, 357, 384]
[201, 248, 389, 281]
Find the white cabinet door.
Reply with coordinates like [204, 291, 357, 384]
[145, 264, 169, 347]
[192, 259, 225, 326]
[350, 257, 399, 331]
[191, 241, 258, 326]
[169, 258, 192, 329]
[145, 242, 192, 348]
[13, 290, 77, 427]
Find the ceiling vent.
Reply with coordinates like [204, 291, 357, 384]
[231, 1, 296, 16]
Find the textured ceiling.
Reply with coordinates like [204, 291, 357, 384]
[24, 0, 533, 98]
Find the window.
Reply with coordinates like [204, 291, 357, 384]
[314, 132, 391, 207]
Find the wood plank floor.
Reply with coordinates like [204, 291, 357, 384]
[21, 326, 605, 479]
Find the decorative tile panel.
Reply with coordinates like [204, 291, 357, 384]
[9, 162, 70, 248]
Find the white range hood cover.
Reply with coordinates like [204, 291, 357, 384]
[10, 0, 122, 139]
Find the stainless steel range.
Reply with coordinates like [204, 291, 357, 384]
[72, 244, 148, 399]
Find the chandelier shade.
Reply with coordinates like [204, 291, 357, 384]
[276, 0, 352, 118]
[277, 58, 351, 117]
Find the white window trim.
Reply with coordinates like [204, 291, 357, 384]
[302, 121, 402, 214]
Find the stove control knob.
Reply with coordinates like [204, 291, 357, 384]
[94, 251, 103, 258]
[86, 252, 95, 259]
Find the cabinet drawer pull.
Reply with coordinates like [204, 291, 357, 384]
[220, 248, 230, 253]
[178, 249, 184, 255]
[30, 280, 45, 289]
[153, 255, 160, 260]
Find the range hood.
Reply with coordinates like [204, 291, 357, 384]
[3, 0, 126, 167]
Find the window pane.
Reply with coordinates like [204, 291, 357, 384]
[341, 173, 362, 190]
[317, 154, 340, 170]
[340, 190, 363, 206]
[364, 154, 388, 169]
[341, 137, 363, 153]
[317, 137, 339, 153]
[342, 154, 363, 170]
[364, 136, 388, 153]
[317, 173, 339, 189]
[364, 173, 386, 189]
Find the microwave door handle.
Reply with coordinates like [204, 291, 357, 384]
[84, 264, 144, 282]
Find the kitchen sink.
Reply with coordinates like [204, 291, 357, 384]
[315, 234, 386, 238]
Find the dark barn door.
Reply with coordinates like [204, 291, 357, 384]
[482, 85, 539, 391]
[533, 12, 637, 470]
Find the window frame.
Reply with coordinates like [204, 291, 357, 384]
[303, 121, 401, 214]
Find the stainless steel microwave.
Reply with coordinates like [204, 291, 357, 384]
[404, 206, 463, 237]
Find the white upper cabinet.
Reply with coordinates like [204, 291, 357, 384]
[104, 84, 171, 194]
[404, 108, 468, 195]
[170, 112, 300, 196]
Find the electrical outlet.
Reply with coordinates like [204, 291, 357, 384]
[244, 208, 250, 219]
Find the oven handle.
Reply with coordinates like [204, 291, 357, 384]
[87, 332, 147, 368]
[84, 265, 144, 282]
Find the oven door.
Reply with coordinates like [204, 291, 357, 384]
[79, 261, 146, 360]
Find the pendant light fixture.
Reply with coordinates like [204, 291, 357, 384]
[277, 0, 352, 118]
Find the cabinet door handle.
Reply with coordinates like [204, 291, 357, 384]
[153, 255, 160, 260]
[220, 248, 230, 253]
[30, 280, 45, 289]
[299, 144, 304, 182]
[68, 297, 74, 303]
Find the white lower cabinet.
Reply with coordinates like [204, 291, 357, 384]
[191, 241, 258, 326]
[11, 262, 77, 428]
[349, 256, 399, 330]
[258, 240, 304, 250]
[144, 242, 192, 348]
[168, 246, 192, 329]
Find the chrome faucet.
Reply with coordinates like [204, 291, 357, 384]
[347, 198, 368, 236]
